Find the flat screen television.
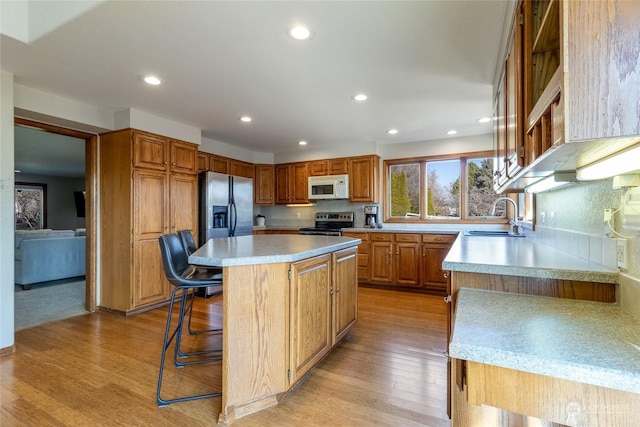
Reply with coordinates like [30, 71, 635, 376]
[74, 191, 86, 218]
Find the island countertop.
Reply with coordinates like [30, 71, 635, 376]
[443, 234, 618, 283]
[189, 234, 361, 267]
[449, 288, 640, 393]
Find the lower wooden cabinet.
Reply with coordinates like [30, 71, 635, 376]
[289, 247, 358, 384]
[344, 231, 455, 294]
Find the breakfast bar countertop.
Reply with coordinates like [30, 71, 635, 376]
[443, 234, 618, 284]
[189, 234, 361, 267]
[449, 288, 640, 393]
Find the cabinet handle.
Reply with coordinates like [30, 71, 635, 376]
[443, 295, 452, 303]
[443, 271, 449, 278]
[435, 237, 443, 242]
[330, 288, 334, 296]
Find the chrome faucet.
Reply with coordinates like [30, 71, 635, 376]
[490, 197, 522, 236]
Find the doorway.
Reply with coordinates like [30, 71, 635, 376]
[13, 118, 98, 327]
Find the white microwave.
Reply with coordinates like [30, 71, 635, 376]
[308, 174, 349, 200]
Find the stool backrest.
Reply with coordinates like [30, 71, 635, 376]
[177, 229, 197, 255]
[158, 233, 190, 287]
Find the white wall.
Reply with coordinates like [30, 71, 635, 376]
[0, 71, 16, 349]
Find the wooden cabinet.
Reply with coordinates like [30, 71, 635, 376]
[209, 154, 230, 174]
[289, 254, 332, 384]
[394, 234, 421, 287]
[331, 247, 358, 344]
[350, 232, 455, 295]
[504, 7, 524, 179]
[369, 233, 394, 283]
[342, 232, 369, 281]
[197, 152, 209, 173]
[421, 234, 456, 294]
[100, 128, 198, 314]
[230, 159, 253, 178]
[289, 248, 357, 384]
[348, 155, 379, 203]
[254, 164, 275, 205]
[495, 0, 640, 191]
[309, 158, 349, 176]
[275, 162, 308, 204]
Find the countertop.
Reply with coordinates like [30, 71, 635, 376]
[443, 234, 618, 283]
[189, 234, 361, 267]
[449, 288, 640, 394]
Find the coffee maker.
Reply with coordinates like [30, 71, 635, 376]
[364, 205, 378, 228]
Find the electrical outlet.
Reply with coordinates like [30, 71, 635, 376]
[296, 212, 301, 220]
[540, 211, 546, 226]
[617, 238, 628, 269]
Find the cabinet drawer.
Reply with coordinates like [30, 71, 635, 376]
[394, 233, 420, 243]
[370, 233, 393, 242]
[422, 234, 456, 244]
[343, 232, 368, 241]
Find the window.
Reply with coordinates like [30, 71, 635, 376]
[385, 152, 509, 223]
[15, 183, 47, 230]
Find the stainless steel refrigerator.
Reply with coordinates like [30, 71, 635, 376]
[198, 171, 254, 244]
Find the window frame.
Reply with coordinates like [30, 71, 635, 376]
[383, 150, 511, 225]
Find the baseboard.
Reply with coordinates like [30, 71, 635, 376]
[0, 344, 16, 356]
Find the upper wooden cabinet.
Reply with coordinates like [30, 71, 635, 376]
[275, 162, 308, 204]
[100, 128, 198, 314]
[209, 154, 230, 174]
[348, 155, 379, 203]
[230, 159, 254, 178]
[196, 152, 253, 178]
[254, 164, 275, 205]
[131, 130, 197, 175]
[495, 0, 640, 192]
[308, 159, 349, 176]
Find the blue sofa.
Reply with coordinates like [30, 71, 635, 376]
[14, 229, 86, 289]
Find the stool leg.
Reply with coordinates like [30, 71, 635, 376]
[174, 288, 222, 366]
[157, 286, 222, 406]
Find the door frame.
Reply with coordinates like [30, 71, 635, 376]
[14, 117, 98, 312]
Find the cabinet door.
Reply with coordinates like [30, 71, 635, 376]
[254, 164, 275, 205]
[289, 254, 332, 384]
[422, 246, 450, 293]
[370, 241, 393, 283]
[308, 160, 328, 176]
[493, 73, 507, 189]
[133, 170, 169, 306]
[197, 153, 209, 173]
[275, 164, 291, 204]
[170, 140, 198, 175]
[505, 14, 524, 178]
[395, 242, 421, 287]
[291, 162, 309, 204]
[210, 154, 230, 174]
[348, 156, 378, 203]
[231, 160, 254, 178]
[170, 173, 198, 236]
[332, 247, 358, 344]
[342, 232, 369, 281]
[328, 159, 348, 175]
[133, 131, 168, 171]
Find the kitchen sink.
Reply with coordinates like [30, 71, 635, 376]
[463, 230, 525, 237]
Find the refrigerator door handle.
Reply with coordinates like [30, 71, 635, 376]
[230, 202, 237, 236]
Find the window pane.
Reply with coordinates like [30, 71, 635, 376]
[466, 157, 502, 217]
[389, 163, 420, 217]
[426, 159, 460, 217]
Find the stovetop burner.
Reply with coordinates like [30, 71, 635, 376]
[298, 212, 354, 236]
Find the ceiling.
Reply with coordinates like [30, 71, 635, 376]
[5, 0, 510, 175]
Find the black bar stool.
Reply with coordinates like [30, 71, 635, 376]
[157, 233, 223, 406]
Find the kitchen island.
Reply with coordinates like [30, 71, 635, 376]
[189, 234, 361, 426]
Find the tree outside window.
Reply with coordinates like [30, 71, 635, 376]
[15, 183, 47, 230]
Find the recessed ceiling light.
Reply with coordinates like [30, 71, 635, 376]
[477, 117, 491, 123]
[289, 25, 311, 40]
[14, 170, 21, 173]
[353, 94, 368, 101]
[387, 129, 398, 135]
[143, 75, 161, 85]
[298, 140, 308, 146]
[240, 116, 252, 123]
[446, 130, 458, 135]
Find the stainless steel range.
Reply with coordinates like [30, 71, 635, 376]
[299, 212, 355, 236]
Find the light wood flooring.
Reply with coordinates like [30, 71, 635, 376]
[1, 287, 450, 427]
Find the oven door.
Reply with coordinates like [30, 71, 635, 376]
[299, 228, 342, 236]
